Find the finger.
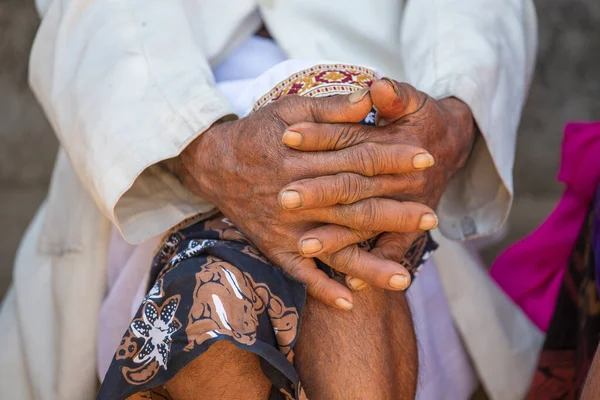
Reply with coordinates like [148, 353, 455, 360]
[370, 78, 427, 124]
[309, 88, 374, 123]
[279, 254, 354, 311]
[297, 224, 379, 257]
[345, 274, 370, 291]
[346, 231, 421, 291]
[283, 122, 375, 151]
[275, 88, 373, 127]
[310, 142, 434, 177]
[371, 232, 422, 262]
[320, 245, 411, 291]
[279, 173, 426, 210]
[282, 122, 431, 154]
[316, 198, 438, 233]
[283, 122, 436, 158]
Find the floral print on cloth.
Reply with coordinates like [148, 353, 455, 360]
[118, 290, 181, 385]
[98, 64, 437, 400]
[99, 216, 436, 400]
[98, 214, 308, 399]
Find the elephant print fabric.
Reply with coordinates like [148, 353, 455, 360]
[98, 64, 437, 400]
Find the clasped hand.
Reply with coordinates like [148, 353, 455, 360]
[174, 78, 476, 311]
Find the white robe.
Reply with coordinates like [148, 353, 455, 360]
[0, 1, 543, 399]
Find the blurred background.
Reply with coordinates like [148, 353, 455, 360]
[0, 0, 599, 299]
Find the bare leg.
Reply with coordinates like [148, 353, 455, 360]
[163, 286, 417, 400]
[295, 286, 417, 400]
[164, 341, 271, 399]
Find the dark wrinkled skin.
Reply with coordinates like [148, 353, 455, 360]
[282, 79, 476, 289]
[172, 79, 476, 306]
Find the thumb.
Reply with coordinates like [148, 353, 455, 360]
[275, 88, 374, 125]
[370, 78, 427, 124]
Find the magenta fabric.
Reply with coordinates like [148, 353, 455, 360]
[490, 122, 600, 332]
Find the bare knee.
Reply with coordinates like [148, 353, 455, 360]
[164, 341, 271, 400]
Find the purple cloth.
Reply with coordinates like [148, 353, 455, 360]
[594, 185, 600, 297]
[490, 122, 600, 332]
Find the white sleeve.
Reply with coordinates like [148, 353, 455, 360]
[30, 0, 235, 244]
[400, 0, 538, 240]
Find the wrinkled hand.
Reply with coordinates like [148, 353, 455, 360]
[171, 90, 438, 310]
[280, 78, 477, 290]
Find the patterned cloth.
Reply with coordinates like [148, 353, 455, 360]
[527, 185, 600, 399]
[97, 213, 436, 400]
[252, 64, 380, 110]
[97, 64, 438, 400]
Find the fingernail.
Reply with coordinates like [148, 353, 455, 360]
[301, 238, 323, 255]
[412, 153, 435, 169]
[280, 190, 302, 209]
[381, 77, 400, 95]
[282, 130, 303, 147]
[335, 298, 354, 311]
[348, 88, 370, 104]
[418, 213, 438, 230]
[389, 274, 410, 290]
[348, 277, 368, 291]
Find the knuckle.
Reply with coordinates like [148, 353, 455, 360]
[382, 146, 400, 173]
[380, 245, 405, 262]
[397, 82, 417, 97]
[312, 97, 339, 121]
[271, 95, 299, 117]
[328, 250, 346, 271]
[285, 257, 315, 283]
[331, 247, 360, 273]
[379, 232, 415, 248]
[355, 142, 381, 176]
[391, 245, 408, 260]
[399, 82, 427, 112]
[338, 125, 371, 148]
[285, 261, 300, 277]
[276, 254, 298, 274]
[392, 208, 410, 232]
[396, 82, 413, 104]
[337, 173, 363, 204]
[386, 237, 409, 254]
[308, 279, 326, 299]
[333, 229, 351, 249]
[396, 82, 415, 93]
[332, 125, 355, 149]
[313, 183, 329, 207]
[356, 199, 382, 229]
[300, 179, 329, 207]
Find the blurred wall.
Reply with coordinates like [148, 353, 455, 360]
[0, 0, 599, 297]
[0, 0, 57, 297]
[481, 0, 600, 263]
